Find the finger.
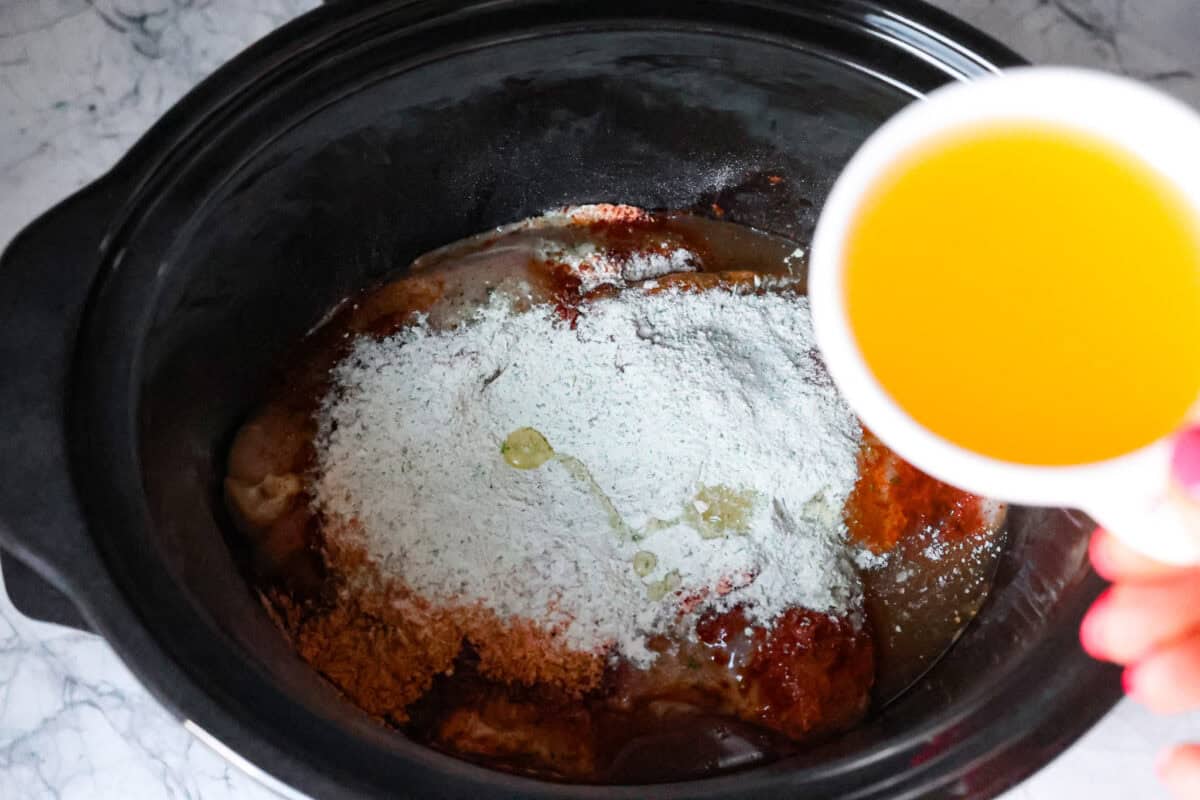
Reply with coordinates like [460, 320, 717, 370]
[1089, 527, 1180, 582]
[1169, 427, 1200, 535]
[1079, 574, 1200, 662]
[1125, 634, 1200, 714]
[1159, 744, 1200, 799]
[1172, 426, 1200, 501]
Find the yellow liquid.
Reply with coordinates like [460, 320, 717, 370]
[845, 125, 1200, 466]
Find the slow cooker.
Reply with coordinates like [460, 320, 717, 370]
[0, 1, 1120, 797]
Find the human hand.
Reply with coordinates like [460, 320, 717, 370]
[1082, 426, 1200, 799]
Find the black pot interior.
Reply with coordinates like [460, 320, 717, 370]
[69, 2, 1118, 797]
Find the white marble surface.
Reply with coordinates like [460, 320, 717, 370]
[1, 1, 1198, 797]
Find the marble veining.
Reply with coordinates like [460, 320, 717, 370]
[927, 0, 1200, 105]
[0, 607, 280, 799]
[0, 0, 319, 246]
[1, 1, 1198, 798]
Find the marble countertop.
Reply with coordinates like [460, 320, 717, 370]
[1, 1, 1198, 797]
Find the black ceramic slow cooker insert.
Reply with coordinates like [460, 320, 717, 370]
[0, 1, 1121, 798]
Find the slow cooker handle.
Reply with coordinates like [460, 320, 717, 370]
[0, 179, 122, 629]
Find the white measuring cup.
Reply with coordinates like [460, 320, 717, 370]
[809, 67, 1200, 565]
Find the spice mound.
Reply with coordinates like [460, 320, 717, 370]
[317, 287, 863, 665]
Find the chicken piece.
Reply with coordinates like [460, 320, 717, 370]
[225, 401, 313, 534]
[724, 608, 874, 740]
[226, 403, 312, 483]
[225, 472, 303, 531]
[346, 274, 446, 337]
[611, 606, 874, 743]
[436, 695, 595, 779]
[252, 505, 323, 591]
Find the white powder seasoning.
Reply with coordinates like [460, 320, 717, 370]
[314, 288, 864, 666]
[536, 239, 698, 293]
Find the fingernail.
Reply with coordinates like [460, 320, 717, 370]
[1080, 588, 1114, 658]
[1122, 663, 1140, 697]
[1172, 426, 1200, 499]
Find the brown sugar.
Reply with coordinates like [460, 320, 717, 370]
[269, 582, 462, 723]
[464, 613, 605, 697]
[268, 534, 607, 724]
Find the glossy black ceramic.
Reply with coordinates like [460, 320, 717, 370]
[0, 1, 1120, 798]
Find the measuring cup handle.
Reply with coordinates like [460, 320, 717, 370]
[1084, 436, 1200, 566]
